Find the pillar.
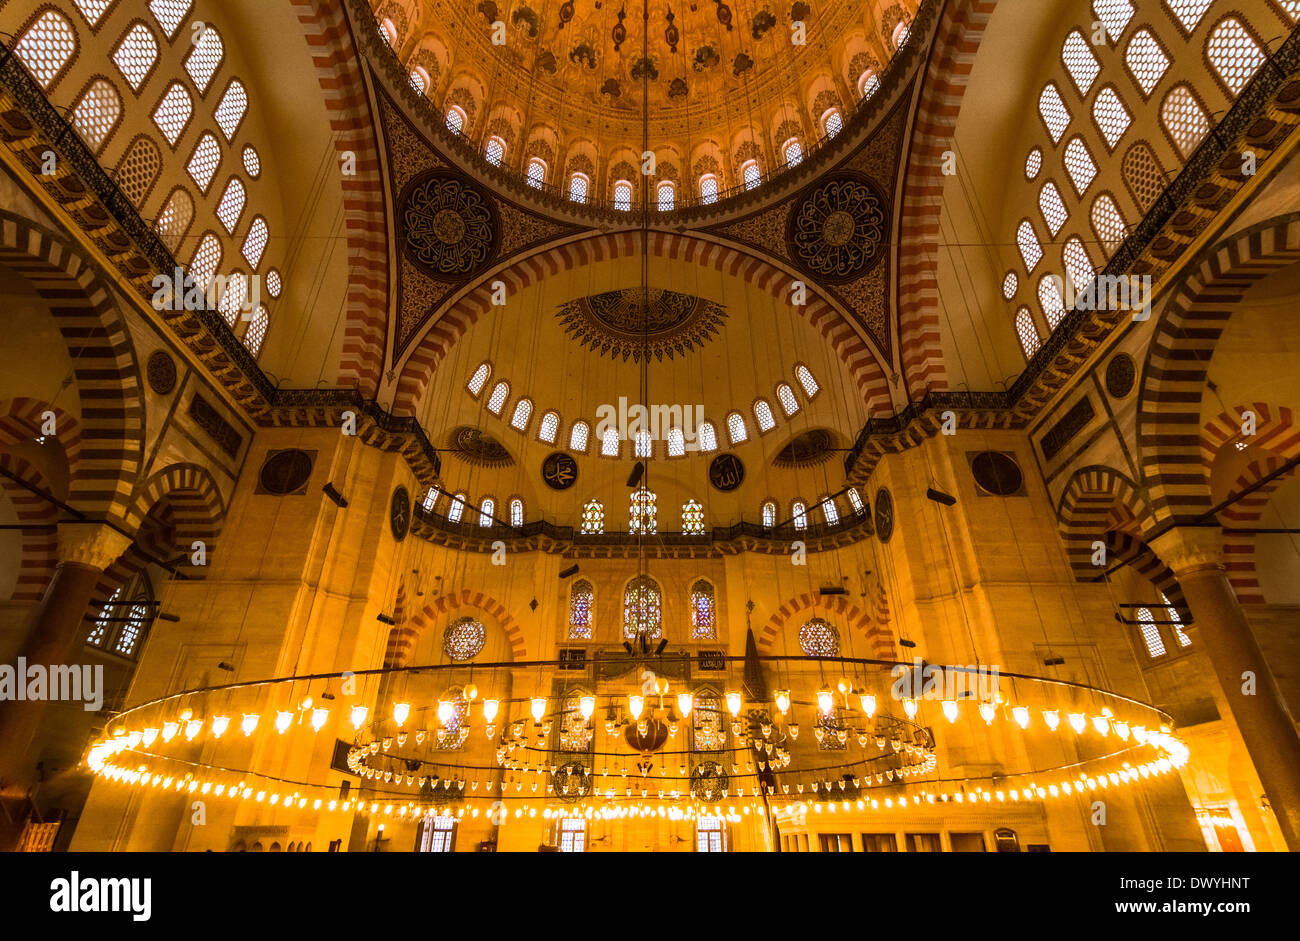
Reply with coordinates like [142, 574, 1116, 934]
[1152, 527, 1300, 850]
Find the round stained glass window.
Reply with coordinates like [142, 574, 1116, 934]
[798, 618, 839, 657]
[443, 617, 485, 661]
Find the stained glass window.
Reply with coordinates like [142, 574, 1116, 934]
[443, 617, 485, 661]
[623, 575, 662, 639]
[1206, 17, 1264, 96]
[15, 11, 77, 90]
[569, 420, 590, 453]
[762, 501, 777, 528]
[113, 602, 149, 657]
[486, 381, 509, 414]
[792, 501, 807, 531]
[698, 421, 717, 452]
[848, 487, 867, 517]
[447, 492, 467, 523]
[799, 618, 839, 657]
[693, 695, 724, 750]
[682, 499, 704, 535]
[795, 365, 819, 398]
[726, 412, 747, 444]
[630, 487, 657, 534]
[1123, 141, 1166, 212]
[510, 397, 533, 431]
[478, 497, 495, 527]
[113, 23, 159, 92]
[581, 499, 604, 534]
[71, 80, 122, 153]
[265, 269, 282, 297]
[467, 362, 491, 396]
[690, 579, 716, 639]
[753, 399, 775, 431]
[568, 579, 594, 639]
[538, 410, 559, 444]
[777, 384, 800, 416]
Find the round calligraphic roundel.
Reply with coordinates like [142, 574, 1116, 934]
[787, 173, 888, 282]
[541, 451, 578, 490]
[708, 453, 744, 492]
[390, 485, 411, 542]
[874, 487, 894, 543]
[400, 171, 497, 278]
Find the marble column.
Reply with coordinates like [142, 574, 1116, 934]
[1152, 527, 1300, 850]
[0, 523, 131, 791]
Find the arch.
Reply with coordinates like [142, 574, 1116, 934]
[124, 462, 227, 548]
[1055, 465, 1155, 579]
[1137, 212, 1300, 523]
[0, 212, 143, 524]
[392, 232, 891, 416]
[756, 590, 896, 659]
[0, 453, 57, 603]
[383, 588, 525, 666]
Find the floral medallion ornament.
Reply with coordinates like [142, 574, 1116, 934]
[556, 288, 727, 362]
[400, 172, 497, 279]
[787, 174, 888, 282]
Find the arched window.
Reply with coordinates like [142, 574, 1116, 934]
[776, 384, 800, 416]
[378, 16, 398, 46]
[217, 271, 248, 325]
[634, 429, 652, 459]
[682, 499, 704, 534]
[741, 160, 761, 190]
[1161, 84, 1210, 157]
[214, 79, 248, 140]
[422, 486, 439, 512]
[657, 180, 675, 211]
[690, 579, 716, 639]
[409, 67, 429, 95]
[446, 106, 466, 134]
[183, 24, 224, 92]
[1135, 607, 1166, 658]
[71, 80, 122, 153]
[629, 487, 657, 534]
[820, 495, 839, 526]
[623, 575, 662, 639]
[1016, 219, 1044, 271]
[155, 188, 193, 251]
[1205, 16, 1265, 96]
[189, 233, 221, 290]
[569, 172, 589, 202]
[697, 421, 718, 452]
[526, 157, 546, 188]
[113, 22, 160, 91]
[478, 497, 495, 527]
[86, 573, 154, 659]
[1161, 592, 1191, 646]
[241, 212, 268, 265]
[581, 499, 604, 534]
[265, 269, 282, 297]
[858, 71, 880, 99]
[1038, 83, 1070, 143]
[891, 20, 910, 49]
[73, 0, 113, 26]
[484, 136, 505, 166]
[1061, 30, 1100, 94]
[486, 381, 509, 415]
[510, 397, 533, 431]
[795, 365, 820, 399]
[150, 0, 193, 39]
[1166, 0, 1213, 32]
[761, 501, 776, 528]
[726, 411, 747, 444]
[153, 82, 194, 145]
[753, 399, 776, 432]
[569, 420, 590, 453]
[1122, 141, 1166, 212]
[782, 138, 803, 167]
[216, 177, 247, 233]
[1038, 275, 1066, 329]
[613, 180, 633, 211]
[244, 305, 269, 357]
[568, 579, 594, 639]
[821, 109, 843, 138]
[1063, 237, 1095, 297]
[537, 410, 560, 444]
[792, 500, 807, 531]
[1002, 272, 1019, 300]
[1092, 0, 1133, 40]
[467, 362, 491, 396]
[116, 136, 161, 206]
[1092, 86, 1131, 149]
[693, 691, 724, 750]
[509, 497, 524, 527]
[186, 133, 221, 191]
[1038, 181, 1068, 236]
[846, 487, 865, 516]
[447, 492, 467, 523]
[1091, 193, 1127, 255]
[1025, 147, 1042, 179]
[15, 11, 77, 90]
[1015, 306, 1040, 358]
[699, 174, 719, 204]
[1063, 137, 1096, 195]
[601, 427, 620, 457]
[667, 426, 686, 457]
[1125, 28, 1169, 97]
[799, 617, 839, 657]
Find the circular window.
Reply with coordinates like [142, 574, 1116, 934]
[258, 449, 313, 495]
[798, 618, 839, 657]
[970, 451, 1024, 496]
[443, 617, 485, 661]
[242, 145, 261, 178]
[1001, 271, 1018, 300]
[265, 269, 282, 298]
[1025, 148, 1042, 179]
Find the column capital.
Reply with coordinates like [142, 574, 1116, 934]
[1150, 526, 1224, 576]
[57, 523, 132, 571]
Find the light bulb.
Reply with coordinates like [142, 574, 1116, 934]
[393, 703, 410, 726]
[351, 705, 368, 729]
[210, 716, 229, 738]
[531, 697, 547, 723]
[300, 695, 313, 712]
[1132, 725, 1147, 744]
[185, 719, 202, 740]
[859, 693, 876, 717]
[725, 691, 742, 717]
[774, 690, 791, 714]
[579, 695, 596, 720]
[1068, 713, 1086, 734]
[241, 714, 258, 736]
[676, 692, 693, 717]
[903, 698, 918, 719]
[817, 688, 834, 714]
[161, 721, 179, 742]
[464, 683, 478, 701]
[1012, 706, 1030, 729]
[437, 700, 454, 724]
[1113, 721, 1130, 740]
[1043, 709, 1060, 731]
[788, 723, 799, 740]
[978, 702, 996, 724]
[837, 678, 850, 695]
[942, 700, 958, 723]
[1092, 715, 1110, 736]
[142, 727, 159, 748]
[483, 699, 500, 723]
[627, 694, 644, 720]
[311, 708, 329, 731]
[275, 711, 293, 734]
